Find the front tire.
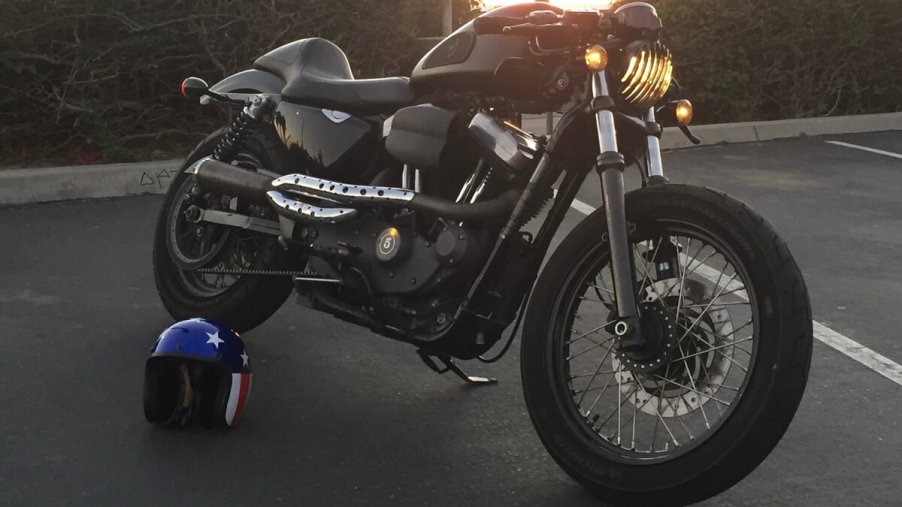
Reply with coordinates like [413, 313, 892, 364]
[521, 184, 812, 505]
[153, 128, 295, 333]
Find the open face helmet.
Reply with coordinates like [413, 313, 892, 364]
[144, 319, 252, 428]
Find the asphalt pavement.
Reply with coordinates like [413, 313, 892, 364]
[1, 132, 901, 506]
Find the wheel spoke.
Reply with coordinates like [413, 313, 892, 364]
[651, 375, 733, 407]
[575, 340, 617, 406]
[678, 334, 753, 362]
[567, 321, 617, 346]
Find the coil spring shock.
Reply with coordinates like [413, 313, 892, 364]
[212, 96, 273, 162]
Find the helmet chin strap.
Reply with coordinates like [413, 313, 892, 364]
[166, 362, 205, 426]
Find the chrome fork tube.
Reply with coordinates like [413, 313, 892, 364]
[592, 71, 642, 346]
[642, 107, 665, 178]
[592, 72, 618, 151]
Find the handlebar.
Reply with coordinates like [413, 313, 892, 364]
[473, 16, 530, 35]
[473, 10, 563, 36]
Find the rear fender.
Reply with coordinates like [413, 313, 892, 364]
[207, 69, 285, 102]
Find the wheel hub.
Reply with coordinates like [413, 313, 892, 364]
[615, 301, 678, 373]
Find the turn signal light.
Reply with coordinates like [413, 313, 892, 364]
[675, 99, 693, 126]
[584, 45, 608, 72]
[180, 77, 209, 99]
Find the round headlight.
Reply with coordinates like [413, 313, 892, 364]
[618, 40, 673, 111]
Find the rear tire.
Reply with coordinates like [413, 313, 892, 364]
[521, 185, 812, 505]
[153, 128, 295, 333]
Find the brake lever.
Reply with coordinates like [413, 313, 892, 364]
[679, 125, 702, 145]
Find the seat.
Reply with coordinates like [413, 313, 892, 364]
[254, 38, 414, 115]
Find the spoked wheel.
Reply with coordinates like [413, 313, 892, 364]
[153, 129, 296, 333]
[165, 151, 268, 298]
[567, 228, 753, 458]
[522, 185, 812, 505]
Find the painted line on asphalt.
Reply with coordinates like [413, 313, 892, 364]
[825, 141, 902, 160]
[569, 198, 902, 387]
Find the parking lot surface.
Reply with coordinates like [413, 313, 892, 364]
[1, 132, 900, 505]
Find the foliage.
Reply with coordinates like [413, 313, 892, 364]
[1, 0, 900, 164]
[0, 0, 451, 164]
[656, 0, 902, 123]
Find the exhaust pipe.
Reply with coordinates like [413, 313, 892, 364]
[191, 157, 273, 205]
[193, 157, 521, 222]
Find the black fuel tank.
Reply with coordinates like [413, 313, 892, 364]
[410, 2, 563, 95]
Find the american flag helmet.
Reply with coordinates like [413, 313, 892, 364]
[144, 318, 252, 428]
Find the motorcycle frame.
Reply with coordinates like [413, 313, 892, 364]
[198, 75, 662, 360]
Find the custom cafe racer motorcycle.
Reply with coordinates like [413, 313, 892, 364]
[153, 2, 813, 503]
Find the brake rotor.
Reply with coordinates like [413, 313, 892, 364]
[612, 279, 734, 418]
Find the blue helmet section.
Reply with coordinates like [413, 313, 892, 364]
[151, 319, 251, 374]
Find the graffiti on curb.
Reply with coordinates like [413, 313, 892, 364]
[139, 168, 173, 189]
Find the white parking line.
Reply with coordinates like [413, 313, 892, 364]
[569, 198, 902, 387]
[825, 141, 902, 160]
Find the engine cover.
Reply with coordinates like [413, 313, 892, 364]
[305, 213, 483, 296]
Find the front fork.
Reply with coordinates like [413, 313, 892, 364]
[591, 71, 664, 351]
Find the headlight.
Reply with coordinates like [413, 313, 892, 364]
[618, 40, 673, 111]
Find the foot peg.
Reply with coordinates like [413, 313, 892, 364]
[417, 349, 497, 386]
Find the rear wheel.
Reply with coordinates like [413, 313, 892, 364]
[521, 185, 812, 505]
[153, 128, 296, 333]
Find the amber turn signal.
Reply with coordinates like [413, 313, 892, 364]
[675, 99, 693, 126]
[584, 45, 608, 72]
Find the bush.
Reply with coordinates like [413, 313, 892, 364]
[0, 0, 469, 165]
[1, 0, 899, 165]
[656, 0, 902, 123]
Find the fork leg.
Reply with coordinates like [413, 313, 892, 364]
[591, 71, 643, 350]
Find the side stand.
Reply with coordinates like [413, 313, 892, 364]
[417, 349, 498, 386]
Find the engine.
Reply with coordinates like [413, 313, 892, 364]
[290, 105, 541, 336]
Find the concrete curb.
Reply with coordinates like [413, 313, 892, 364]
[2, 112, 899, 206]
[0, 160, 180, 206]
[522, 111, 902, 149]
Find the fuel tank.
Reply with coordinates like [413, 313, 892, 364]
[271, 102, 384, 184]
[410, 2, 563, 96]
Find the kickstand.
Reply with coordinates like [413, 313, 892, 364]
[417, 349, 498, 386]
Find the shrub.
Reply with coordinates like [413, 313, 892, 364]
[656, 0, 902, 123]
[0, 0, 465, 165]
[0, 0, 899, 165]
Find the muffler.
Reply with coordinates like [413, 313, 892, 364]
[191, 157, 273, 205]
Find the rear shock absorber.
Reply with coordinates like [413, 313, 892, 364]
[213, 95, 275, 162]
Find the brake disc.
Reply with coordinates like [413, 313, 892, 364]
[612, 279, 734, 418]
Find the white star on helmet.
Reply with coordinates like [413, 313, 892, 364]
[206, 331, 224, 349]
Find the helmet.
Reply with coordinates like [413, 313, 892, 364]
[143, 319, 252, 428]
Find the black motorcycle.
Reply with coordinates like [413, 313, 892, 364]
[153, 2, 813, 504]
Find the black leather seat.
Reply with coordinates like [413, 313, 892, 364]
[254, 38, 414, 115]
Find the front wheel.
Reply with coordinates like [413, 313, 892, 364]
[521, 184, 812, 505]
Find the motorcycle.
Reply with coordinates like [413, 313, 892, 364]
[153, 2, 813, 504]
